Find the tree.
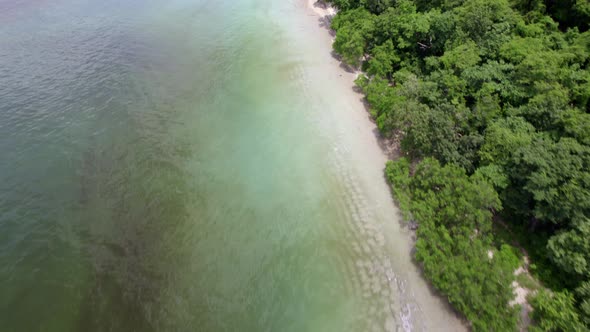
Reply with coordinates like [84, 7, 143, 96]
[509, 137, 590, 225]
[561, 109, 590, 146]
[577, 280, 590, 325]
[374, 0, 433, 61]
[366, 39, 399, 77]
[547, 218, 590, 279]
[545, 0, 590, 31]
[453, 0, 521, 55]
[331, 8, 376, 67]
[479, 117, 536, 167]
[363, 0, 394, 14]
[530, 290, 587, 331]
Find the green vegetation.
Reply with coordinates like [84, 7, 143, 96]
[386, 158, 520, 330]
[516, 273, 540, 291]
[326, 0, 590, 329]
[530, 290, 587, 331]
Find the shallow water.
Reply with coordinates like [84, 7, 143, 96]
[0, 0, 464, 331]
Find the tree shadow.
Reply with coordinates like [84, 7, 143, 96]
[318, 15, 336, 36]
[338, 60, 358, 73]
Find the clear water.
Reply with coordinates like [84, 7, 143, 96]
[0, 0, 464, 331]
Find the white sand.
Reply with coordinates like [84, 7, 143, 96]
[514, 266, 526, 276]
[510, 263, 533, 329]
[510, 281, 530, 307]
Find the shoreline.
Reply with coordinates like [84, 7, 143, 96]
[304, 0, 400, 159]
[306, 0, 337, 18]
[300, 0, 468, 330]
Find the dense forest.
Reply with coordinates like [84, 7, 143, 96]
[324, 0, 590, 330]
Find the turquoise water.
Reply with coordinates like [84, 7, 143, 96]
[0, 1, 463, 331]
